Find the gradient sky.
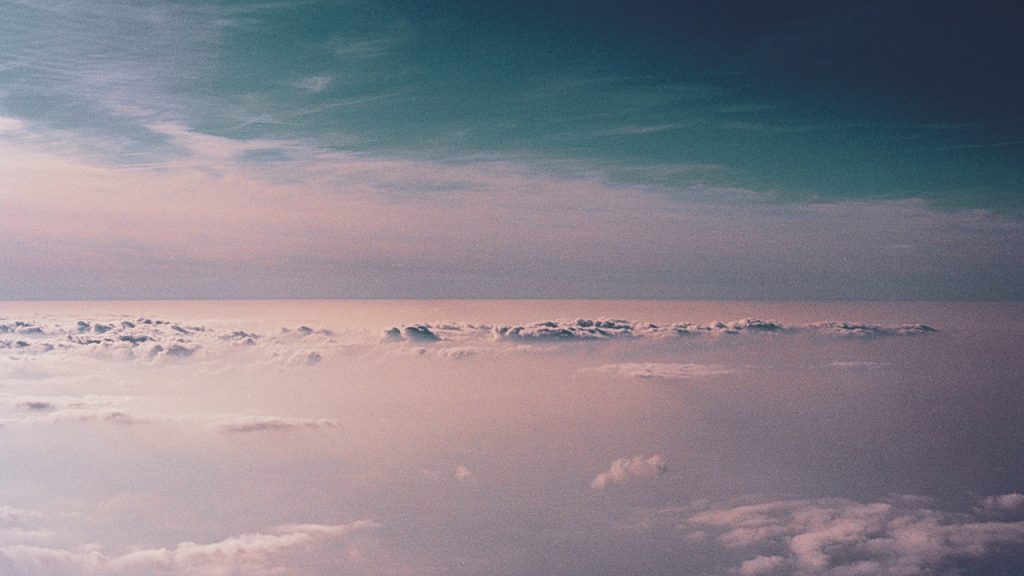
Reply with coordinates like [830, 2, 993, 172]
[2, 0, 1023, 299]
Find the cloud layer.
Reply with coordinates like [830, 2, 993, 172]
[0, 316, 938, 365]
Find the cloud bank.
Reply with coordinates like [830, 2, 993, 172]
[0, 315, 938, 369]
[380, 318, 937, 345]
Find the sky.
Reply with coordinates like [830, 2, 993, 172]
[1, 0, 1023, 299]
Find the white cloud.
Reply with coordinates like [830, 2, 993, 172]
[591, 454, 667, 490]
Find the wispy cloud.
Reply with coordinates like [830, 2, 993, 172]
[212, 415, 339, 434]
[293, 75, 333, 93]
[0, 520, 378, 575]
[596, 363, 734, 380]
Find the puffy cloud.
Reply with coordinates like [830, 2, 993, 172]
[0, 317, 336, 365]
[681, 495, 1024, 575]
[591, 455, 667, 490]
[0, 315, 938, 368]
[0, 520, 377, 575]
[596, 362, 734, 380]
[380, 324, 441, 343]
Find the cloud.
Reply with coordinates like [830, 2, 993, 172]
[379, 318, 937, 346]
[596, 362, 734, 380]
[977, 493, 1024, 514]
[455, 465, 473, 482]
[381, 325, 441, 343]
[682, 495, 1024, 575]
[0, 317, 336, 365]
[0, 506, 44, 528]
[806, 322, 937, 338]
[1, 395, 147, 427]
[212, 416, 339, 434]
[293, 75, 332, 93]
[0, 314, 938, 370]
[591, 454, 667, 490]
[0, 520, 377, 575]
[828, 361, 890, 370]
[738, 555, 787, 576]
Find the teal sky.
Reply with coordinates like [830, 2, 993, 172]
[1, 1, 1023, 299]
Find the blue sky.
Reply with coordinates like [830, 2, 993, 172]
[1, 0, 1023, 299]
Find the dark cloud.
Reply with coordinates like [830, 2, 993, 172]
[16, 400, 55, 412]
[381, 324, 441, 343]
